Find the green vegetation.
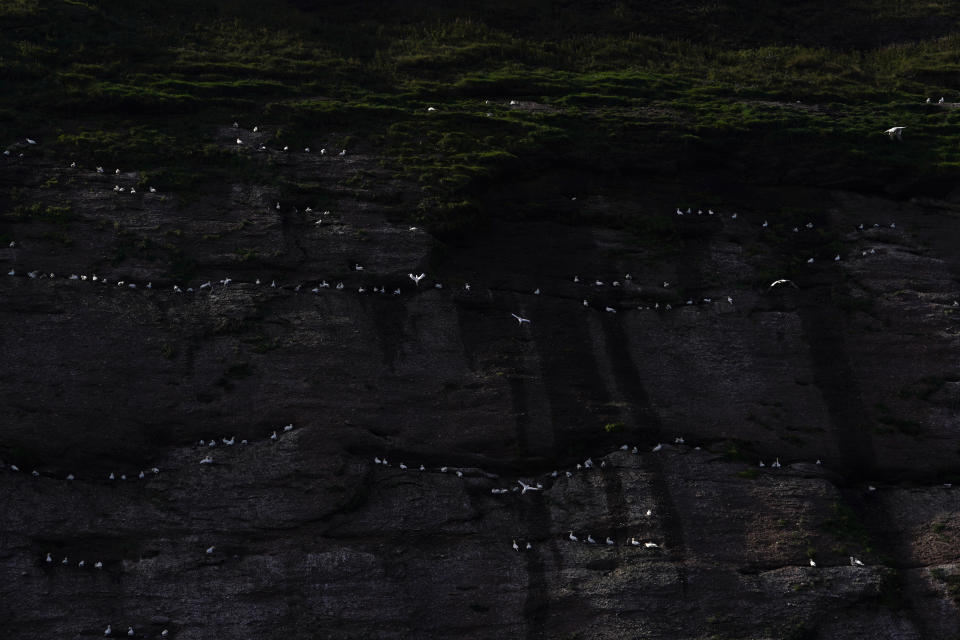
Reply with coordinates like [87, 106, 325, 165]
[603, 421, 625, 433]
[4, 1, 960, 238]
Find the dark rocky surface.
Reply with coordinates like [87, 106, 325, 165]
[1, 126, 959, 639]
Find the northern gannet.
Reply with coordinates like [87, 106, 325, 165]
[511, 313, 531, 325]
[517, 480, 542, 494]
[769, 279, 797, 289]
[884, 126, 906, 140]
[568, 531, 578, 542]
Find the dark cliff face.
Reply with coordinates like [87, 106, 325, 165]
[1, 124, 959, 639]
[3, 1, 960, 636]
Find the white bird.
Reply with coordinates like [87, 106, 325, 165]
[108, 472, 115, 480]
[270, 431, 278, 440]
[512, 539, 519, 551]
[105, 625, 112, 636]
[568, 531, 578, 542]
[206, 546, 215, 554]
[762, 220, 768, 228]
[339, 149, 346, 156]
[526, 542, 532, 550]
[727, 296, 733, 304]
[199, 456, 213, 464]
[646, 509, 652, 516]
[533, 288, 541, 295]
[769, 279, 798, 289]
[644, 541, 658, 548]
[606, 537, 614, 545]
[399, 463, 407, 470]
[884, 126, 906, 140]
[582, 299, 589, 307]
[809, 558, 816, 567]
[138, 470, 144, 479]
[456, 470, 463, 477]
[771, 458, 781, 468]
[731, 213, 738, 219]
[518, 480, 542, 494]
[630, 538, 641, 546]
[284, 424, 293, 432]
[45, 552, 52, 563]
[149, 187, 156, 193]
[78, 560, 85, 568]
[62, 556, 68, 564]
[409, 272, 425, 285]
[604, 306, 617, 313]
[511, 313, 531, 325]
[850, 556, 864, 566]
[162, 631, 168, 637]
[806, 257, 814, 264]
[127, 628, 134, 637]
[66, 473, 74, 480]
[587, 535, 596, 544]
[26, 138, 36, 144]
[95, 561, 103, 569]
[652, 443, 663, 452]
[427, 107, 436, 111]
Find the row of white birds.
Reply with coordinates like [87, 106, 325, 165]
[4, 424, 295, 481]
[101, 624, 166, 637]
[2, 265, 757, 313]
[198, 423, 294, 465]
[672, 207, 899, 235]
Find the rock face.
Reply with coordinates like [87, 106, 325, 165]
[1, 128, 959, 639]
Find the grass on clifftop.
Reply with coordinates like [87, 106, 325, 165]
[4, 1, 960, 235]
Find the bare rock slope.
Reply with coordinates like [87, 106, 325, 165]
[1, 129, 959, 639]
